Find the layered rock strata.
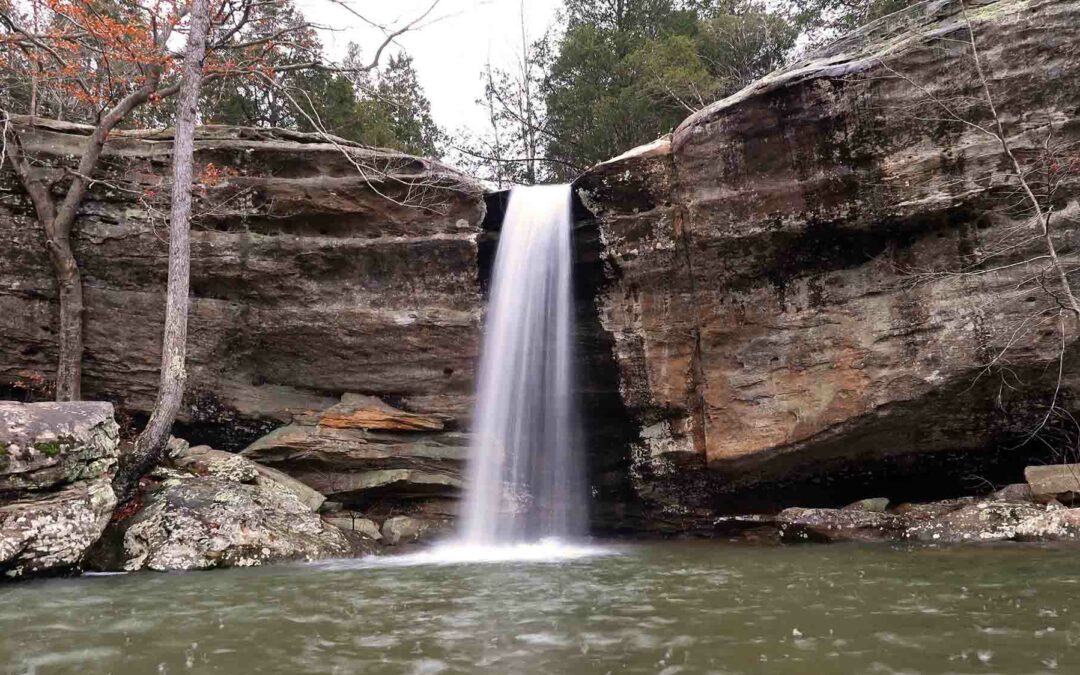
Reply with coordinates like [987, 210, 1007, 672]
[576, 0, 1080, 519]
[241, 394, 464, 520]
[0, 121, 486, 449]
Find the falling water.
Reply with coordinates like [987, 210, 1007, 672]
[459, 184, 587, 546]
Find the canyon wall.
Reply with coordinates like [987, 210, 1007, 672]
[3, 0, 1080, 534]
[576, 0, 1080, 522]
[0, 122, 485, 442]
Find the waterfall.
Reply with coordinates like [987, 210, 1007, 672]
[460, 184, 587, 546]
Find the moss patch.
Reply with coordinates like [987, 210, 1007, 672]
[34, 435, 76, 458]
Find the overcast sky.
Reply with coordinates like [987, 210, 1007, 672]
[297, 0, 563, 136]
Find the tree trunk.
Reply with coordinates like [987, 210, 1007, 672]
[116, 0, 211, 497]
[51, 240, 83, 401]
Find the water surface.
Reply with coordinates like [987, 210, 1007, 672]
[3, 542, 1080, 674]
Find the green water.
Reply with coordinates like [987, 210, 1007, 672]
[3, 542, 1080, 674]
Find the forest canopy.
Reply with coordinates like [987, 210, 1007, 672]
[0, 0, 918, 181]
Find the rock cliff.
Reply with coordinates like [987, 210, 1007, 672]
[576, 0, 1080, 522]
[3, 0, 1080, 537]
[0, 121, 486, 445]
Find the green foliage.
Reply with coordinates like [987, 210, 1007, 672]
[543, 0, 795, 177]
[34, 438, 68, 457]
[783, 0, 923, 48]
[202, 43, 442, 157]
[346, 54, 444, 157]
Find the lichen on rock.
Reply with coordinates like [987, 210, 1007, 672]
[0, 402, 119, 578]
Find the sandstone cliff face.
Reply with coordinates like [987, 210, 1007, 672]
[577, 0, 1080, 519]
[0, 122, 485, 443]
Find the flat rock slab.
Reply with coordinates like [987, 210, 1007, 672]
[906, 503, 1044, 543]
[312, 394, 446, 432]
[1025, 465, 1080, 504]
[777, 507, 908, 543]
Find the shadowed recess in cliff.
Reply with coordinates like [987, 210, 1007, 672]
[459, 184, 588, 546]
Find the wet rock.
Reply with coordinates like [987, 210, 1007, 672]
[1025, 465, 1080, 505]
[1015, 508, 1080, 541]
[91, 475, 349, 572]
[906, 502, 1044, 543]
[381, 515, 451, 546]
[842, 498, 890, 513]
[776, 507, 907, 543]
[0, 402, 119, 578]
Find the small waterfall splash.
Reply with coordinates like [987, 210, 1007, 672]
[460, 184, 587, 546]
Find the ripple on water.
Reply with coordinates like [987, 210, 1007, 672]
[4, 542, 1080, 674]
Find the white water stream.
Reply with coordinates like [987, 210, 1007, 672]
[455, 184, 588, 551]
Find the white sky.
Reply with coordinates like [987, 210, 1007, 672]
[298, 0, 563, 136]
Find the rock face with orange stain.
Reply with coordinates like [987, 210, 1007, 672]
[240, 394, 465, 519]
[576, 0, 1080, 520]
[309, 394, 447, 432]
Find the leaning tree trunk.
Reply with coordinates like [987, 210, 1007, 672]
[116, 0, 211, 497]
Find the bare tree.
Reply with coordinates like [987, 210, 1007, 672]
[451, 3, 578, 186]
[879, 1, 1080, 462]
[113, 0, 212, 496]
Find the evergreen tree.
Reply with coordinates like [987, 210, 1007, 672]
[543, 0, 795, 177]
[349, 54, 444, 157]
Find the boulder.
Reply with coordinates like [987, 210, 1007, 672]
[172, 442, 326, 511]
[776, 507, 907, 543]
[381, 515, 451, 546]
[251, 463, 325, 512]
[0, 402, 119, 577]
[1024, 465, 1080, 505]
[90, 475, 348, 572]
[906, 502, 1044, 543]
